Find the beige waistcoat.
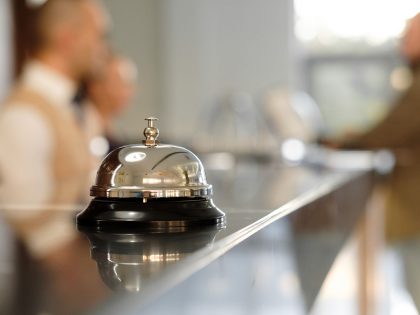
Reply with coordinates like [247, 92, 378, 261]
[4, 85, 91, 205]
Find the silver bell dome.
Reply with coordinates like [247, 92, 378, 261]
[90, 118, 213, 201]
[77, 117, 225, 230]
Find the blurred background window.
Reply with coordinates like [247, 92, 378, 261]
[294, 0, 420, 137]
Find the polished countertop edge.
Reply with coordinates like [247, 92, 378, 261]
[93, 170, 369, 315]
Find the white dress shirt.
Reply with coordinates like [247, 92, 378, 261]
[0, 61, 80, 258]
[0, 61, 77, 205]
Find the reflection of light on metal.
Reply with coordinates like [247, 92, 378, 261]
[325, 151, 373, 170]
[125, 152, 147, 162]
[113, 264, 122, 282]
[143, 178, 162, 185]
[302, 145, 396, 173]
[113, 211, 144, 219]
[143, 253, 181, 262]
[390, 67, 413, 91]
[127, 285, 141, 293]
[111, 164, 122, 186]
[26, 0, 47, 8]
[373, 150, 395, 175]
[281, 139, 306, 163]
[90, 136, 110, 157]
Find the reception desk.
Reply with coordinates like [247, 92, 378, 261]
[0, 158, 376, 315]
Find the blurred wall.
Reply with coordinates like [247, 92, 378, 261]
[159, 0, 294, 143]
[102, 0, 161, 140]
[104, 0, 293, 143]
[0, 0, 12, 102]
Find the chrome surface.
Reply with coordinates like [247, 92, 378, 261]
[91, 118, 212, 199]
[91, 144, 212, 198]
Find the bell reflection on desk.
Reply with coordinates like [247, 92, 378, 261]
[79, 226, 222, 292]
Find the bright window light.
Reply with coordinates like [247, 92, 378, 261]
[295, 0, 420, 45]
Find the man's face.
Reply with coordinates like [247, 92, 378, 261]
[89, 58, 136, 117]
[104, 59, 136, 116]
[72, 1, 109, 79]
[402, 14, 420, 63]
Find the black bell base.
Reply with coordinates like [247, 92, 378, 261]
[76, 197, 226, 231]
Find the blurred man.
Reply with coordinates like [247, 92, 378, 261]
[332, 13, 420, 241]
[0, 0, 109, 260]
[0, 0, 109, 205]
[324, 12, 420, 310]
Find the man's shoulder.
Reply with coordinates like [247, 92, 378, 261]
[0, 102, 49, 132]
[3, 84, 48, 108]
[1, 84, 66, 127]
[0, 102, 53, 157]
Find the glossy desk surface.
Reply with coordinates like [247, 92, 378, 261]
[0, 159, 373, 315]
